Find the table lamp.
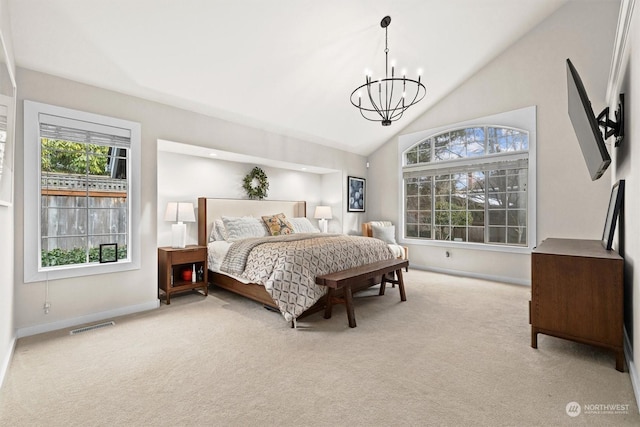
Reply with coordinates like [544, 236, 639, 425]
[314, 206, 332, 233]
[164, 202, 196, 248]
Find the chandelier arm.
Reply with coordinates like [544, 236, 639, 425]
[386, 79, 426, 121]
[376, 81, 383, 117]
[388, 80, 407, 115]
[404, 82, 426, 108]
[361, 112, 379, 122]
[358, 106, 384, 122]
[388, 99, 406, 121]
[387, 78, 396, 118]
[389, 107, 405, 121]
[350, 84, 385, 113]
[367, 82, 385, 120]
[378, 80, 389, 121]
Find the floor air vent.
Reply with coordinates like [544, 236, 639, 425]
[69, 321, 115, 335]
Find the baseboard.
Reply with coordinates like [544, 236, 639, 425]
[415, 265, 531, 286]
[624, 326, 640, 414]
[16, 299, 160, 338]
[0, 335, 17, 390]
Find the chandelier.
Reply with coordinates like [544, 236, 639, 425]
[350, 16, 426, 126]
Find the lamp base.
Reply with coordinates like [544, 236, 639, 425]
[319, 218, 328, 233]
[171, 223, 187, 248]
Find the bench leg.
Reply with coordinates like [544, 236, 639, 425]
[396, 269, 407, 302]
[379, 274, 387, 296]
[343, 286, 357, 328]
[324, 288, 334, 319]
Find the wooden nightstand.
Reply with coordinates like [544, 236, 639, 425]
[158, 245, 208, 304]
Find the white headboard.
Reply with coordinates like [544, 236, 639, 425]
[197, 198, 306, 245]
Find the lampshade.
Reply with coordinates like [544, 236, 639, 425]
[314, 206, 333, 220]
[164, 202, 196, 223]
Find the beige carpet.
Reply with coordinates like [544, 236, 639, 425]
[1, 269, 638, 426]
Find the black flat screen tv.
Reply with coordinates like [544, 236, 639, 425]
[566, 58, 611, 181]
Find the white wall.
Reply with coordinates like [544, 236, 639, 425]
[611, 0, 640, 404]
[13, 68, 368, 336]
[367, 0, 619, 284]
[156, 150, 345, 246]
[0, 0, 16, 387]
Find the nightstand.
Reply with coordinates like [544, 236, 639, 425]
[158, 245, 208, 304]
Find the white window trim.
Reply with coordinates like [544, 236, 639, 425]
[24, 100, 141, 283]
[397, 106, 537, 254]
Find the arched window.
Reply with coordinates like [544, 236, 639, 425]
[402, 125, 530, 246]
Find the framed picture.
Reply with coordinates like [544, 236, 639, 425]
[602, 180, 625, 250]
[99, 243, 118, 263]
[347, 176, 366, 212]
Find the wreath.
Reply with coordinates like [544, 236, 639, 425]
[242, 167, 269, 200]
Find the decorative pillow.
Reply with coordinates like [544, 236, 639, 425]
[262, 213, 295, 236]
[290, 217, 320, 233]
[222, 216, 269, 242]
[209, 219, 228, 241]
[371, 224, 397, 244]
[209, 222, 217, 242]
[369, 220, 393, 228]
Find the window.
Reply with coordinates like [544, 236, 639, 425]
[24, 101, 141, 282]
[399, 107, 536, 250]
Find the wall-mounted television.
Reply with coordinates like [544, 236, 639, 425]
[566, 58, 611, 181]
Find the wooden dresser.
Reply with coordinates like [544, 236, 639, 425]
[530, 238, 624, 371]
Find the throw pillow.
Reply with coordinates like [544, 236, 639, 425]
[289, 217, 320, 233]
[222, 216, 269, 241]
[210, 218, 228, 241]
[371, 224, 397, 244]
[262, 213, 295, 236]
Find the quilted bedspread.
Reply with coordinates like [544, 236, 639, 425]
[220, 234, 394, 321]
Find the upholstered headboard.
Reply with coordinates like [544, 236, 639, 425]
[197, 198, 306, 245]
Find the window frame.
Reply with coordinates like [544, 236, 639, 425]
[24, 100, 141, 283]
[397, 106, 537, 254]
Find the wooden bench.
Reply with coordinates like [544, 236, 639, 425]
[315, 258, 408, 328]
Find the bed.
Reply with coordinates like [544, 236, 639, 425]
[197, 197, 395, 323]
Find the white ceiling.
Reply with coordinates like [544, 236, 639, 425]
[8, 0, 567, 156]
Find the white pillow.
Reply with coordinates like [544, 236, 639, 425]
[290, 217, 320, 233]
[371, 224, 397, 244]
[222, 216, 269, 242]
[209, 222, 217, 242]
[209, 219, 228, 241]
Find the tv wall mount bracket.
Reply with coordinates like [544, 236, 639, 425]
[597, 93, 624, 147]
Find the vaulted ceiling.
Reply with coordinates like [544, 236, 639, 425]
[8, 0, 568, 156]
